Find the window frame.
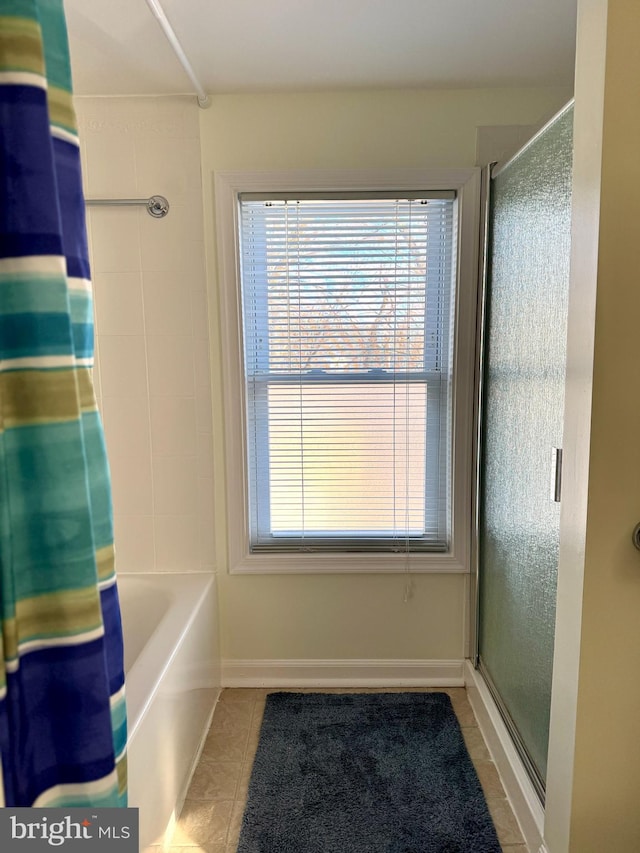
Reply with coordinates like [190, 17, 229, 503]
[215, 168, 481, 574]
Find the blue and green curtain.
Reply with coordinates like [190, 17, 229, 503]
[0, 0, 127, 806]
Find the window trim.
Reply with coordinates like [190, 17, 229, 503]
[215, 168, 481, 574]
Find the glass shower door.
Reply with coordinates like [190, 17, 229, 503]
[478, 105, 573, 796]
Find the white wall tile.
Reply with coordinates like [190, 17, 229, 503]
[138, 202, 204, 272]
[194, 338, 212, 390]
[94, 272, 144, 335]
[152, 455, 198, 516]
[134, 137, 202, 206]
[120, 97, 200, 140]
[76, 98, 140, 138]
[85, 132, 137, 198]
[150, 396, 197, 456]
[180, 239, 207, 283]
[198, 476, 215, 519]
[109, 452, 153, 516]
[142, 270, 193, 335]
[176, 102, 201, 139]
[191, 288, 210, 341]
[138, 207, 185, 273]
[196, 392, 213, 434]
[196, 431, 214, 478]
[197, 477, 216, 567]
[99, 335, 148, 397]
[82, 96, 213, 577]
[114, 515, 156, 573]
[154, 514, 200, 572]
[146, 335, 195, 396]
[130, 99, 189, 140]
[182, 197, 204, 235]
[198, 519, 216, 569]
[102, 396, 152, 461]
[89, 208, 140, 273]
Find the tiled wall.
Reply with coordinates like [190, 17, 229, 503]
[75, 96, 215, 574]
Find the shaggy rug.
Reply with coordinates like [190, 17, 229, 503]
[236, 692, 501, 853]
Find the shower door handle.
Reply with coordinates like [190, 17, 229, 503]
[551, 448, 563, 503]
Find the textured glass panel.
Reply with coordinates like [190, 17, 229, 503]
[479, 106, 573, 785]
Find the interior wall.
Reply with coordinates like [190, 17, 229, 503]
[75, 96, 215, 575]
[546, 1, 640, 850]
[199, 86, 573, 664]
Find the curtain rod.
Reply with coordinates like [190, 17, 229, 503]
[85, 195, 170, 218]
[144, 0, 210, 109]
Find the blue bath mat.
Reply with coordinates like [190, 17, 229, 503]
[237, 692, 501, 853]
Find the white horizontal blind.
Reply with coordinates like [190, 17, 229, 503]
[239, 194, 456, 552]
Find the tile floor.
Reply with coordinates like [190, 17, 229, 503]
[155, 687, 528, 853]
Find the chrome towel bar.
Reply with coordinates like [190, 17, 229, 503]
[85, 195, 169, 218]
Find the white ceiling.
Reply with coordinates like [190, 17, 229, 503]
[64, 0, 577, 97]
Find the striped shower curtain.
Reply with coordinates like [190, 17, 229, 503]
[0, 0, 127, 806]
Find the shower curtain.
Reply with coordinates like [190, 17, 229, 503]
[0, 0, 127, 806]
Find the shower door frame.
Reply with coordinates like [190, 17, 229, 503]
[469, 99, 575, 806]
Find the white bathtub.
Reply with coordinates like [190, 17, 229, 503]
[118, 573, 220, 851]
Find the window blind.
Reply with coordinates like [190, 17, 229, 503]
[239, 194, 457, 552]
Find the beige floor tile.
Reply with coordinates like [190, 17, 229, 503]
[264, 687, 311, 697]
[501, 846, 529, 852]
[264, 687, 317, 693]
[202, 728, 250, 762]
[242, 751, 259, 784]
[219, 688, 263, 702]
[354, 687, 402, 692]
[235, 776, 250, 803]
[443, 687, 467, 701]
[167, 846, 226, 852]
[226, 800, 246, 850]
[235, 757, 255, 802]
[187, 760, 242, 801]
[251, 699, 265, 722]
[210, 701, 255, 733]
[173, 800, 234, 847]
[322, 687, 389, 693]
[474, 760, 506, 798]
[247, 712, 263, 739]
[451, 698, 478, 726]
[486, 797, 525, 846]
[462, 725, 491, 760]
[245, 723, 262, 755]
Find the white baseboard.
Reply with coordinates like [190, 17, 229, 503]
[465, 661, 545, 852]
[222, 658, 465, 687]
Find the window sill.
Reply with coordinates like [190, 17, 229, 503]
[229, 550, 468, 574]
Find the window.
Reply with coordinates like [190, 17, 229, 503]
[240, 192, 454, 552]
[216, 170, 479, 573]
